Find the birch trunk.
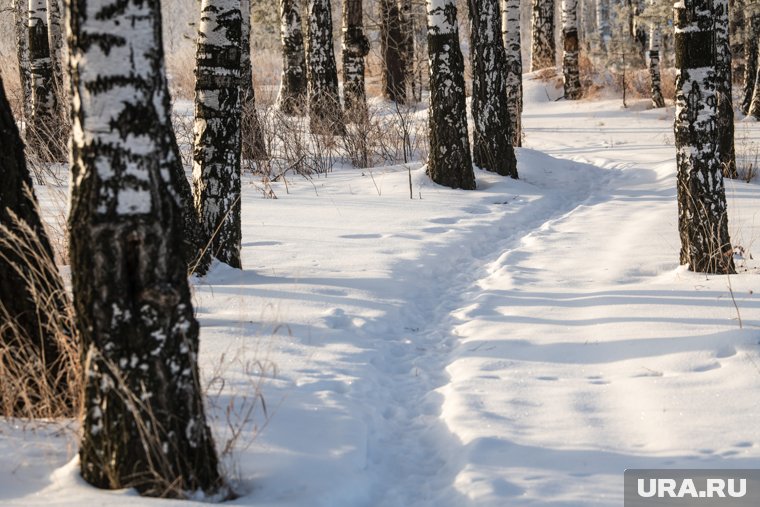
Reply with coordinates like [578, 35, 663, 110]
[502, 0, 522, 146]
[469, 0, 518, 177]
[28, 0, 62, 161]
[427, 0, 475, 190]
[381, 0, 406, 102]
[307, 0, 344, 133]
[562, 0, 581, 99]
[398, 0, 416, 101]
[13, 0, 32, 122]
[531, 0, 556, 71]
[647, 0, 665, 108]
[67, 0, 223, 494]
[0, 75, 73, 416]
[714, 0, 736, 179]
[342, 0, 370, 117]
[277, 0, 307, 114]
[192, 0, 244, 272]
[241, 0, 267, 160]
[46, 0, 64, 95]
[748, 49, 760, 118]
[674, 0, 734, 274]
[730, 0, 745, 78]
[743, 10, 760, 115]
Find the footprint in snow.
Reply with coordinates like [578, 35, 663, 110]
[715, 346, 737, 358]
[429, 217, 460, 225]
[691, 362, 721, 373]
[322, 308, 353, 329]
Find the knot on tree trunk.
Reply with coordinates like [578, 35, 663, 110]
[344, 28, 369, 58]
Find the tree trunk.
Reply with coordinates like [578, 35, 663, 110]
[381, 0, 406, 102]
[68, 0, 223, 495]
[192, 0, 244, 273]
[28, 0, 63, 161]
[307, 0, 344, 134]
[596, 0, 611, 56]
[240, 0, 267, 160]
[647, 0, 665, 108]
[0, 75, 73, 417]
[502, 0, 523, 146]
[469, 0, 518, 177]
[342, 0, 370, 117]
[46, 0, 64, 95]
[674, 0, 734, 274]
[730, 0, 745, 79]
[427, 0, 475, 190]
[13, 0, 32, 123]
[562, 0, 582, 99]
[398, 0, 416, 101]
[714, 0, 736, 179]
[277, 0, 307, 114]
[748, 48, 760, 118]
[742, 9, 760, 115]
[531, 0, 556, 71]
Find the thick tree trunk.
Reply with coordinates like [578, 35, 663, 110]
[68, 0, 223, 495]
[46, 0, 64, 94]
[381, 0, 406, 102]
[743, 10, 760, 115]
[192, 0, 244, 273]
[277, 0, 307, 114]
[715, 0, 736, 179]
[596, 0, 611, 56]
[342, 0, 370, 117]
[674, 0, 734, 274]
[427, 0, 475, 190]
[468, 0, 518, 177]
[502, 0, 522, 146]
[531, 0, 556, 71]
[307, 0, 344, 133]
[13, 0, 32, 123]
[0, 75, 73, 416]
[398, 0, 416, 101]
[562, 0, 581, 99]
[647, 1, 665, 108]
[240, 0, 267, 160]
[28, 0, 63, 161]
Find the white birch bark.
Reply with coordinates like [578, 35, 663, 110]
[647, 1, 665, 108]
[561, 0, 581, 99]
[13, 0, 32, 122]
[531, 0, 555, 70]
[502, 0, 522, 146]
[277, 0, 307, 114]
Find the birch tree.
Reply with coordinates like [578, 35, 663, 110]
[469, 0, 518, 177]
[307, 0, 344, 133]
[277, 0, 307, 114]
[398, 0, 416, 101]
[743, 8, 759, 115]
[67, 0, 223, 494]
[502, 0, 522, 146]
[674, 0, 734, 274]
[28, 0, 62, 160]
[192, 0, 244, 272]
[531, 0, 555, 70]
[0, 75, 73, 416]
[342, 0, 370, 116]
[427, 0, 475, 189]
[714, 0, 736, 179]
[46, 0, 64, 93]
[241, 0, 267, 160]
[647, 0, 665, 108]
[562, 0, 581, 99]
[13, 0, 32, 122]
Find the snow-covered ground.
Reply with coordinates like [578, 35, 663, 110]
[4, 75, 760, 506]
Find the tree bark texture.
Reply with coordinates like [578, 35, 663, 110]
[381, 0, 406, 102]
[28, 0, 63, 161]
[46, 0, 64, 95]
[730, 0, 745, 79]
[193, 0, 244, 272]
[468, 0, 518, 177]
[342, 0, 370, 117]
[531, 0, 556, 71]
[427, 0, 475, 190]
[398, 0, 416, 101]
[240, 0, 267, 160]
[714, 0, 736, 179]
[674, 0, 734, 274]
[648, 0, 665, 108]
[277, 0, 307, 114]
[0, 75, 72, 416]
[502, 0, 522, 146]
[307, 0, 344, 134]
[743, 9, 760, 115]
[14, 0, 33, 122]
[67, 0, 223, 495]
[562, 0, 581, 99]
